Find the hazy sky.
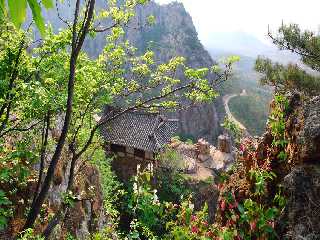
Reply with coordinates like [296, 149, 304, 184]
[155, 0, 320, 46]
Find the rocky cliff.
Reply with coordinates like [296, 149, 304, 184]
[229, 93, 320, 239]
[263, 93, 320, 239]
[128, 2, 224, 142]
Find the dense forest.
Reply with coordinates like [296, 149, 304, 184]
[0, 0, 319, 240]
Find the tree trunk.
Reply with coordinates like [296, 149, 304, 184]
[23, 0, 96, 229]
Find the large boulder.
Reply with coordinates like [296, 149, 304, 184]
[279, 165, 320, 240]
[297, 96, 320, 162]
[284, 94, 320, 166]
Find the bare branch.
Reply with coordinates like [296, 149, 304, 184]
[0, 120, 42, 138]
[55, 0, 72, 29]
[91, 22, 118, 33]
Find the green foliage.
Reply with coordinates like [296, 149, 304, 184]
[256, 24, 320, 96]
[269, 94, 289, 162]
[27, 0, 45, 35]
[0, 0, 234, 236]
[0, 189, 12, 230]
[17, 228, 44, 240]
[236, 198, 279, 239]
[121, 166, 216, 240]
[91, 154, 124, 219]
[147, 15, 156, 25]
[3, 0, 53, 35]
[217, 167, 283, 240]
[165, 199, 212, 240]
[255, 57, 320, 95]
[61, 191, 77, 208]
[216, 118, 288, 240]
[228, 95, 269, 136]
[126, 165, 165, 239]
[272, 24, 320, 72]
[249, 169, 276, 196]
[222, 117, 243, 144]
[156, 169, 191, 204]
[65, 232, 77, 240]
[156, 146, 185, 171]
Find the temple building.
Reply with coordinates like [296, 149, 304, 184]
[101, 109, 178, 180]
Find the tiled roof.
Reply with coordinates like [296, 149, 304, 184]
[101, 110, 179, 152]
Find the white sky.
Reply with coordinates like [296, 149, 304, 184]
[155, 0, 320, 46]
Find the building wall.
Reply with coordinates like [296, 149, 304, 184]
[106, 144, 155, 182]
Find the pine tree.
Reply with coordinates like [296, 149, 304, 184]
[255, 24, 320, 96]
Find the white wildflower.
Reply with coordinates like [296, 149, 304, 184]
[153, 189, 159, 204]
[189, 203, 194, 211]
[133, 182, 138, 193]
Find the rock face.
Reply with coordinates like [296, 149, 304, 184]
[47, 154, 107, 240]
[126, 2, 224, 142]
[280, 94, 320, 239]
[280, 165, 320, 240]
[278, 93, 320, 167]
[255, 93, 320, 239]
[297, 96, 320, 162]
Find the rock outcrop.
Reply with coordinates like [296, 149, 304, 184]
[280, 165, 320, 240]
[295, 95, 320, 163]
[280, 94, 320, 239]
[170, 135, 236, 179]
[48, 161, 107, 240]
[253, 93, 320, 239]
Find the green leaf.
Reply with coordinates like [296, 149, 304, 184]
[8, 0, 27, 28]
[237, 203, 244, 214]
[0, 215, 8, 230]
[265, 208, 278, 220]
[27, 0, 46, 36]
[42, 0, 53, 9]
[0, 190, 11, 206]
[0, 0, 5, 16]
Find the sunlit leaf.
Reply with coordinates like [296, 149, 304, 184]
[0, 0, 5, 17]
[42, 0, 53, 9]
[27, 0, 46, 36]
[8, 0, 27, 28]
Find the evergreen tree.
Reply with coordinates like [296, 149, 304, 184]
[255, 24, 320, 95]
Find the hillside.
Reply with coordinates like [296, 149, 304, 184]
[210, 49, 272, 135]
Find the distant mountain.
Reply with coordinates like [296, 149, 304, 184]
[206, 32, 299, 64]
[205, 32, 271, 58]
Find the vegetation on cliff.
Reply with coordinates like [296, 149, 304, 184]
[0, 0, 319, 240]
[0, 0, 236, 239]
